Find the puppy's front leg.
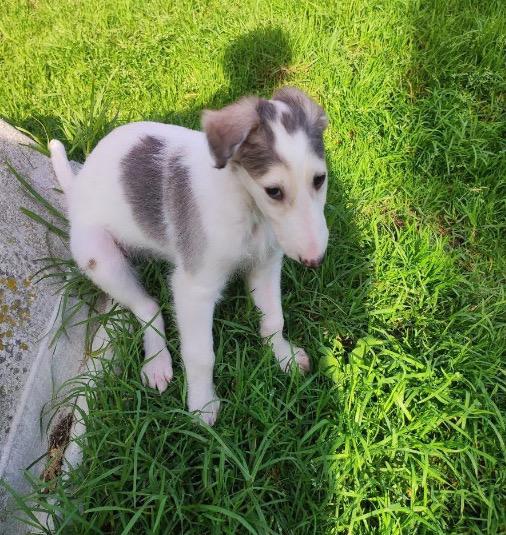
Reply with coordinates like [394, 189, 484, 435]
[172, 267, 223, 425]
[248, 254, 311, 373]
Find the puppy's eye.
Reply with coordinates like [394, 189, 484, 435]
[265, 187, 284, 200]
[313, 174, 326, 190]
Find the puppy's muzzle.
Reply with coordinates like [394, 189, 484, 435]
[299, 254, 325, 268]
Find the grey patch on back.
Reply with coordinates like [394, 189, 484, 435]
[121, 135, 167, 241]
[164, 153, 206, 272]
[236, 99, 282, 178]
[274, 87, 327, 158]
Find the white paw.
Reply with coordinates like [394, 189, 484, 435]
[188, 390, 220, 426]
[141, 349, 173, 393]
[278, 345, 311, 374]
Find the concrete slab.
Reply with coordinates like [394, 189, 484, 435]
[0, 121, 67, 457]
[0, 120, 89, 533]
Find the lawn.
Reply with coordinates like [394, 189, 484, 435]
[1, 0, 505, 533]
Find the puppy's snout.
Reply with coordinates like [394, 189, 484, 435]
[300, 254, 324, 268]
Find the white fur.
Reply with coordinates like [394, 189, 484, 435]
[50, 99, 328, 426]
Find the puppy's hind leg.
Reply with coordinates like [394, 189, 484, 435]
[71, 226, 173, 392]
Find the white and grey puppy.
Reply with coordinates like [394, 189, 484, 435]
[50, 87, 329, 425]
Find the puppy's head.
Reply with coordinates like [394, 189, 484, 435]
[202, 87, 329, 267]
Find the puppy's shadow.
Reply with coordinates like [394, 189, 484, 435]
[4, 27, 293, 161]
[159, 26, 293, 129]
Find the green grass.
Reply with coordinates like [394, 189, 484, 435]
[1, 0, 505, 533]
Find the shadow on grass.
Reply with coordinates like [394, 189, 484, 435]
[159, 26, 294, 128]
[6, 27, 295, 159]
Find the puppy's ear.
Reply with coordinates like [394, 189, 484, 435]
[273, 87, 328, 131]
[202, 97, 260, 169]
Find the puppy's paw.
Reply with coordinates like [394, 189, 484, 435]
[141, 349, 173, 393]
[293, 347, 311, 373]
[188, 391, 220, 426]
[278, 345, 312, 374]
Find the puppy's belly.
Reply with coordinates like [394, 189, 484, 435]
[103, 218, 178, 261]
[71, 195, 176, 261]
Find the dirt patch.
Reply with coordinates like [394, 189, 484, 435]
[41, 412, 73, 491]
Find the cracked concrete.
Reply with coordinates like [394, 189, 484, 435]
[0, 120, 88, 534]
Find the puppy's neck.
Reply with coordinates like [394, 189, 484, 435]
[227, 162, 268, 222]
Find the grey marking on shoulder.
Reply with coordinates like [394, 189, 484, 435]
[164, 153, 206, 272]
[121, 135, 167, 241]
[236, 99, 282, 178]
[274, 89, 326, 158]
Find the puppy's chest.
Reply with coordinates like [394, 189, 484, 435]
[238, 220, 277, 267]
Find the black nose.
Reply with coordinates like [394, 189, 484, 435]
[300, 255, 324, 268]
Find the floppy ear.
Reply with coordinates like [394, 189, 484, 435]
[273, 86, 328, 131]
[202, 97, 260, 169]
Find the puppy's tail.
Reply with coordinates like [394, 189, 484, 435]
[49, 139, 74, 193]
